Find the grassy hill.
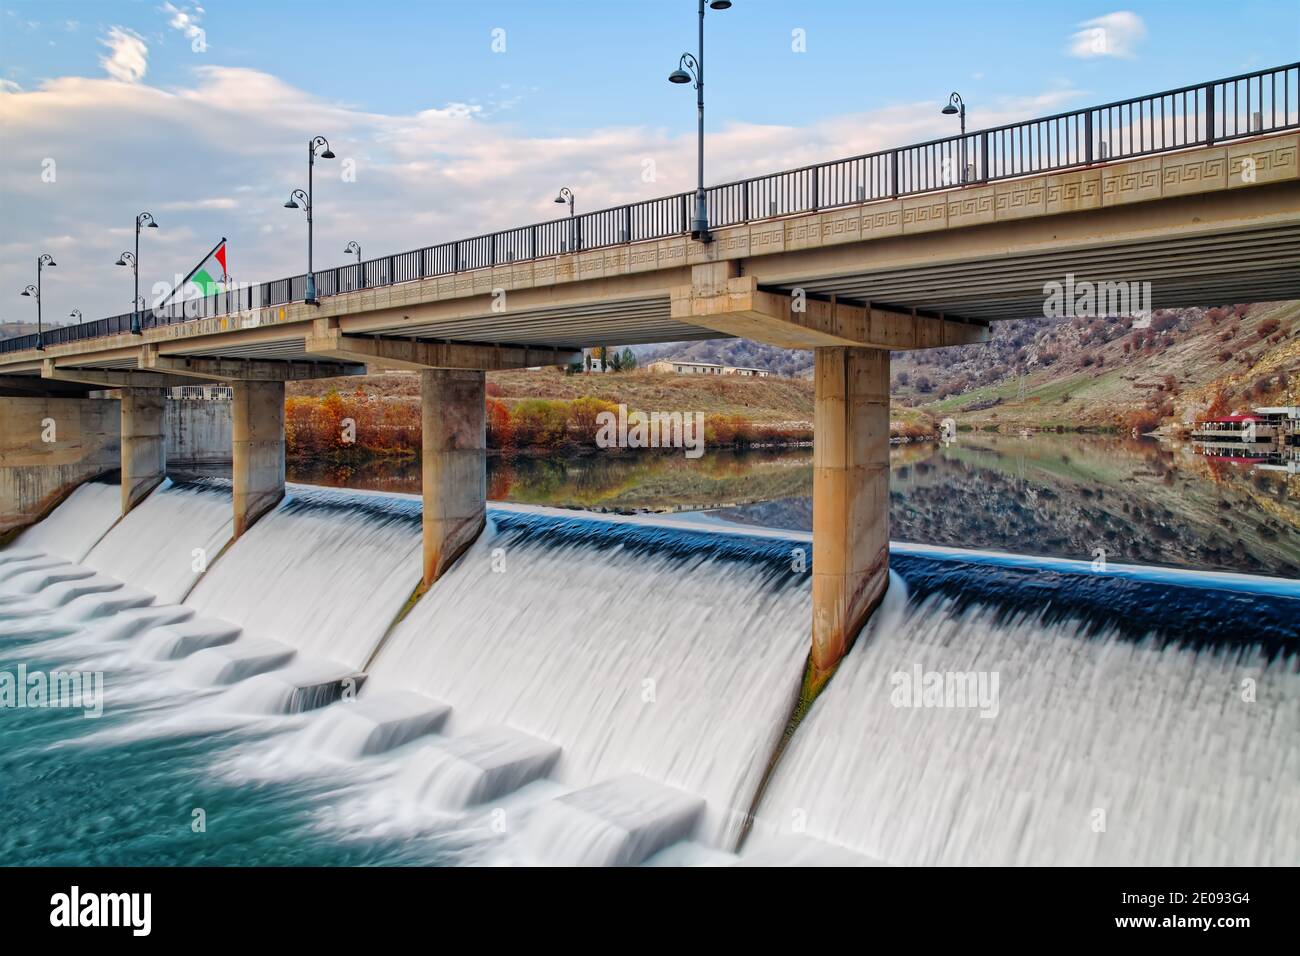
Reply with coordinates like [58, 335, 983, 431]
[26, 295, 1292, 439]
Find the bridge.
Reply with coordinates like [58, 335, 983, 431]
[3, 63, 1299, 676]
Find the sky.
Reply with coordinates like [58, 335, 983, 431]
[2, 0, 1298, 326]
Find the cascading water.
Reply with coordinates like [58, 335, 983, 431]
[82, 478, 234, 604]
[365, 506, 812, 854]
[3, 480, 1297, 867]
[184, 483, 423, 669]
[12, 479, 121, 562]
[751, 554, 1300, 866]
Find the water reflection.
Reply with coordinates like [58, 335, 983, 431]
[175, 434, 1300, 577]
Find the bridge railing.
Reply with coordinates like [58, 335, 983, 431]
[4, 62, 1297, 357]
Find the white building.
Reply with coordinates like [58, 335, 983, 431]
[648, 359, 771, 377]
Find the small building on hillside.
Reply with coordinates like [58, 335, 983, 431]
[647, 360, 772, 377]
[647, 360, 725, 376]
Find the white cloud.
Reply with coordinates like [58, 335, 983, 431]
[160, 3, 204, 42]
[1069, 12, 1146, 59]
[0, 79, 21, 94]
[99, 26, 148, 83]
[0, 64, 1083, 326]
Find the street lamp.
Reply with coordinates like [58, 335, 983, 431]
[669, 0, 731, 242]
[941, 92, 968, 183]
[285, 135, 335, 305]
[69, 309, 82, 324]
[344, 240, 362, 263]
[554, 187, 577, 251]
[116, 212, 158, 335]
[553, 187, 575, 217]
[18, 253, 56, 350]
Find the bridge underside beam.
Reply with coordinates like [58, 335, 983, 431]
[305, 324, 580, 371]
[0, 375, 98, 397]
[811, 346, 891, 676]
[421, 368, 486, 589]
[120, 388, 167, 515]
[41, 361, 193, 390]
[671, 263, 988, 350]
[231, 380, 285, 537]
[144, 351, 365, 382]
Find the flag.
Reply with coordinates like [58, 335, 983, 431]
[189, 241, 228, 296]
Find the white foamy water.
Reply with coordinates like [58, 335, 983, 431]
[184, 485, 423, 669]
[366, 507, 810, 850]
[13, 481, 121, 562]
[84, 478, 234, 604]
[6, 480, 1297, 867]
[751, 594, 1300, 866]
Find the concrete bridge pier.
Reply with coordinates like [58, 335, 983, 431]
[302, 319, 581, 589]
[672, 262, 986, 674]
[420, 368, 486, 588]
[120, 388, 167, 515]
[231, 380, 286, 538]
[811, 346, 890, 676]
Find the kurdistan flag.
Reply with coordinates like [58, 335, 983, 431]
[189, 241, 228, 296]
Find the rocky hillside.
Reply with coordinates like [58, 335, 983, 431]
[643, 299, 1300, 431]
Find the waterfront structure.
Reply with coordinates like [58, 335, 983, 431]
[2, 65, 1298, 674]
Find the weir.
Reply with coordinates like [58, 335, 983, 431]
[3, 482, 1296, 866]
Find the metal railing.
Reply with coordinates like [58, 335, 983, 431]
[4, 62, 1296, 356]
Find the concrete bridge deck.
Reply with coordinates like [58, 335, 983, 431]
[4, 64, 1300, 678]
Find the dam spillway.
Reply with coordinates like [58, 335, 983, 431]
[1, 479, 1297, 866]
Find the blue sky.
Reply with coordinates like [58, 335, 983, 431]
[2, 0, 1298, 324]
[6, 1, 1297, 131]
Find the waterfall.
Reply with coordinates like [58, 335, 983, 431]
[13, 479, 121, 563]
[183, 483, 423, 670]
[83, 478, 234, 604]
[4, 479, 1297, 866]
[750, 586, 1300, 865]
[365, 507, 811, 851]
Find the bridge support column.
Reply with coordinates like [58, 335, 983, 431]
[231, 380, 285, 537]
[120, 388, 166, 515]
[421, 368, 486, 588]
[811, 346, 890, 676]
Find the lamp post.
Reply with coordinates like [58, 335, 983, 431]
[554, 187, 576, 250]
[284, 135, 335, 305]
[344, 240, 362, 264]
[18, 253, 56, 350]
[941, 92, 968, 183]
[115, 212, 158, 335]
[669, 0, 731, 242]
[69, 309, 82, 325]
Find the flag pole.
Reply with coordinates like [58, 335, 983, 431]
[155, 236, 227, 312]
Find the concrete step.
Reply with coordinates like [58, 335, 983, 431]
[216, 659, 367, 715]
[179, 637, 297, 687]
[524, 774, 705, 866]
[134, 617, 243, 661]
[90, 605, 193, 641]
[0, 562, 94, 596]
[55, 585, 155, 622]
[32, 574, 126, 610]
[398, 726, 560, 808]
[301, 691, 451, 758]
